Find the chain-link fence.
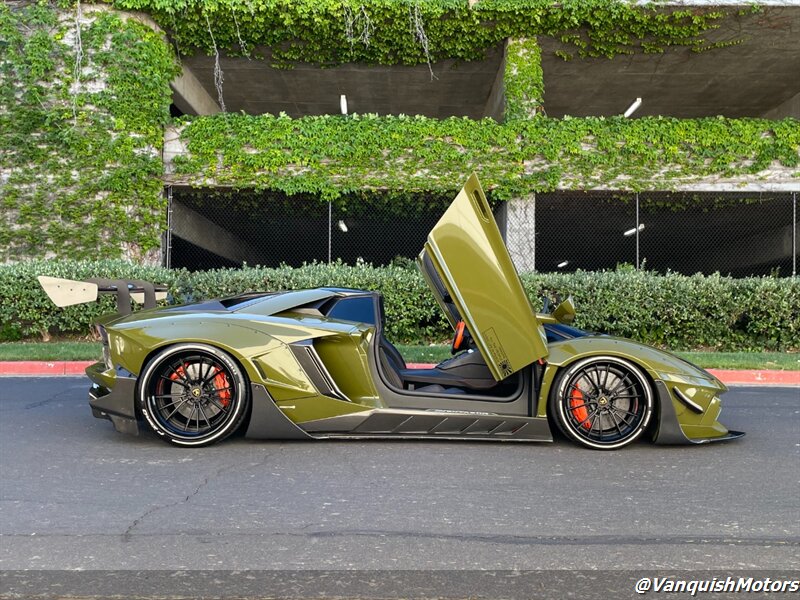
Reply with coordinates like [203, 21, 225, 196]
[506, 190, 798, 277]
[166, 187, 798, 277]
[166, 187, 463, 271]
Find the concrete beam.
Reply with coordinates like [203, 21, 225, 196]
[578, 181, 800, 193]
[763, 91, 800, 119]
[162, 122, 799, 192]
[171, 200, 258, 264]
[705, 223, 794, 271]
[482, 42, 506, 120]
[171, 66, 222, 116]
[81, 4, 162, 33]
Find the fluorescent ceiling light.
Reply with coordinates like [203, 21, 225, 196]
[623, 97, 642, 118]
[623, 224, 645, 237]
[557, 260, 569, 268]
[340, 94, 348, 115]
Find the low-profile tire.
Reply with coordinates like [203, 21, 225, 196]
[550, 356, 654, 450]
[138, 343, 250, 447]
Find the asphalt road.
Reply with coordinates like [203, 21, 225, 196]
[0, 378, 798, 595]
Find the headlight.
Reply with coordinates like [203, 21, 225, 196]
[656, 371, 723, 389]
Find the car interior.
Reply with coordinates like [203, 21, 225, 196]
[373, 291, 523, 399]
[279, 285, 586, 402]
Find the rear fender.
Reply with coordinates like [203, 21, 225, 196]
[111, 318, 381, 425]
[108, 319, 285, 383]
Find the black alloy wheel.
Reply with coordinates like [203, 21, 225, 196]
[551, 356, 654, 450]
[139, 344, 250, 447]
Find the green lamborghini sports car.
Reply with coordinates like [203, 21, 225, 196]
[39, 175, 743, 450]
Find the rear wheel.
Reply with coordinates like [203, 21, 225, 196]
[550, 356, 653, 450]
[138, 344, 250, 447]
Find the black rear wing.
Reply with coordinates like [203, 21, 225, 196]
[37, 276, 168, 315]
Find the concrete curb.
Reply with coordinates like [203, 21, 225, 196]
[0, 361, 96, 376]
[0, 361, 798, 386]
[706, 368, 800, 386]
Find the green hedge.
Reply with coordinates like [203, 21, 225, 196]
[1, 260, 798, 351]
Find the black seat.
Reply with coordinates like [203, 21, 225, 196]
[377, 336, 468, 395]
[377, 336, 406, 388]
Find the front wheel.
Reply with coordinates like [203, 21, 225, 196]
[138, 344, 250, 447]
[550, 356, 654, 450]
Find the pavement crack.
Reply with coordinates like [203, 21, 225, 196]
[120, 461, 236, 542]
[23, 385, 84, 410]
[120, 448, 279, 542]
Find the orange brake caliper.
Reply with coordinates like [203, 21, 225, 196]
[212, 368, 231, 407]
[169, 365, 186, 383]
[569, 387, 592, 429]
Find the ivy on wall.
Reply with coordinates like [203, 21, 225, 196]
[169, 113, 800, 199]
[0, 2, 178, 263]
[2, 1, 795, 265]
[106, 0, 740, 66]
[504, 37, 543, 120]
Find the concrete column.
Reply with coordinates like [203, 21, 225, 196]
[505, 195, 536, 273]
[162, 125, 186, 176]
[504, 38, 542, 120]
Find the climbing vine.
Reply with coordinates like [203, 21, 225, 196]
[505, 37, 543, 120]
[0, 2, 179, 263]
[104, 0, 742, 66]
[2, 1, 796, 264]
[169, 113, 800, 199]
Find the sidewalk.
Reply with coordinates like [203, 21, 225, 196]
[0, 361, 798, 385]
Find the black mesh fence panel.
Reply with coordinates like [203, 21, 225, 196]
[330, 192, 458, 266]
[167, 187, 798, 277]
[638, 192, 795, 277]
[169, 189, 328, 270]
[168, 188, 458, 271]
[511, 191, 797, 277]
[530, 191, 638, 272]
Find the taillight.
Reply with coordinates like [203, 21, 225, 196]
[95, 324, 108, 345]
[95, 325, 111, 369]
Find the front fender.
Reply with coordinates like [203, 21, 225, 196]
[537, 337, 741, 444]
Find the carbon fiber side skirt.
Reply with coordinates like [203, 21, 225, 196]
[301, 408, 552, 442]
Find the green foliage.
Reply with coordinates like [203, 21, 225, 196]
[522, 270, 800, 352]
[172, 112, 800, 197]
[104, 0, 739, 65]
[505, 37, 543, 120]
[0, 259, 181, 340]
[2, 2, 796, 264]
[0, 3, 179, 262]
[3, 260, 798, 351]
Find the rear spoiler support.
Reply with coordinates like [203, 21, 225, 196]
[37, 276, 168, 315]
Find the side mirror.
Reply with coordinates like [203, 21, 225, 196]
[552, 296, 576, 324]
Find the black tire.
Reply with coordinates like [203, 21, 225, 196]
[550, 356, 654, 450]
[138, 344, 250, 447]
